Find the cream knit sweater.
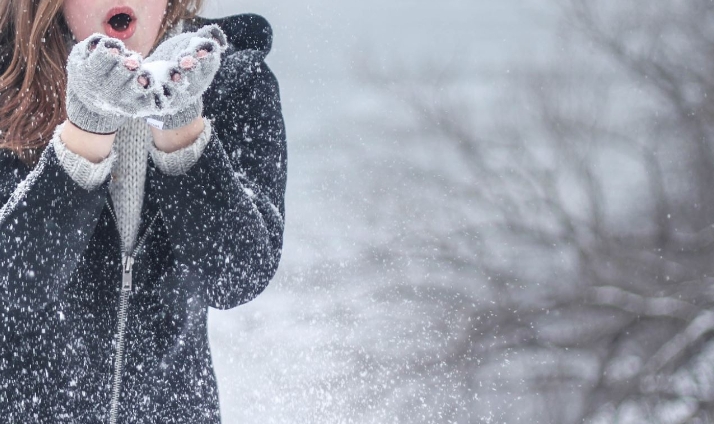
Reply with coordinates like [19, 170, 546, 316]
[50, 117, 212, 252]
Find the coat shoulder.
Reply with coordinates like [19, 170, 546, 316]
[186, 14, 273, 56]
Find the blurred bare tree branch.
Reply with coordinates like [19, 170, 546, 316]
[348, 0, 714, 422]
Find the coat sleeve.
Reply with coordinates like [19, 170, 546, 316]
[147, 54, 287, 310]
[0, 142, 111, 311]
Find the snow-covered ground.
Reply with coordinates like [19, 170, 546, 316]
[202, 1, 558, 422]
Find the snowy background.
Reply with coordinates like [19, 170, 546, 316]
[203, 1, 558, 422]
[203, 1, 714, 423]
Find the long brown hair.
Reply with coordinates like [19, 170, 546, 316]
[0, 0, 205, 167]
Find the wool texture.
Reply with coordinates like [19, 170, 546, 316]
[51, 118, 212, 252]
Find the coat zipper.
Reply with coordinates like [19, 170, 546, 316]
[105, 199, 161, 424]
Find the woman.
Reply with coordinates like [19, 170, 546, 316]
[0, 0, 287, 422]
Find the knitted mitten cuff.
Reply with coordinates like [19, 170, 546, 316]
[148, 117, 212, 176]
[149, 98, 203, 131]
[51, 122, 117, 191]
[66, 90, 126, 135]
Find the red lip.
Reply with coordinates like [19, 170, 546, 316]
[104, 6, 137, 40]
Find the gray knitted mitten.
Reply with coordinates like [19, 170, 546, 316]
[66, 35, 154, 134]
[141, 25, 228, 130]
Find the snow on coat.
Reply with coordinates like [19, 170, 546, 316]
[0, 13, 287, 424]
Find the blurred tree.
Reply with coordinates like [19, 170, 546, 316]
[351, 0, 714, 422]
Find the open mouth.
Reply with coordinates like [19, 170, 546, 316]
[109, 13, 132, 32]
[104, 7, 136, 40]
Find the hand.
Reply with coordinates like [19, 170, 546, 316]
[65, 34, 155, 134]
[141, 25, 228, 130]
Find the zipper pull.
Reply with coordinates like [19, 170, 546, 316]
[122, 254, 134, 292]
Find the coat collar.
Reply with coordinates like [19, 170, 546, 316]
[184, 14, 273, 59]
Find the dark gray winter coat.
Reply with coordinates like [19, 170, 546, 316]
[0, 14, 286, 423]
